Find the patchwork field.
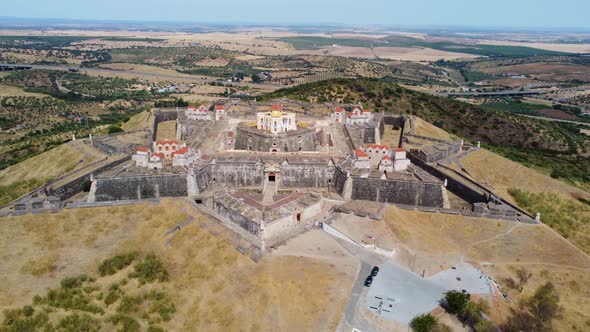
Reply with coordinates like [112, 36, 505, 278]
[479, 62, 590, 82]
[0, 199, 357, 331]
[383, 205, 590, 331]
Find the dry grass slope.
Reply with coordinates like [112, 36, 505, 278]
[383, 205, 590, 331]
[0, 199, 353, 331]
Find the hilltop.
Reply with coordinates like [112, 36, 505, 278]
[260, 78, 590, 189]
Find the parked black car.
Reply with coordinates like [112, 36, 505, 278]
[371, 266, 380, 277]
[364, 275, 373, 287]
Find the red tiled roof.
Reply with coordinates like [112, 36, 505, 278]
[136, 147, 149, 152]
[394, 147, 406, 152]
[155, 140, 179, 146]
[382, 156, 392, 161]
[354, 149, 368, 158]
[150, 152, 164, 158]
[270, 104, 282, 111]
[215, 105, 225, 110]
[187, 105, 197, 110]
[334, 107, 345, 113]
[171, 147, 190, 157]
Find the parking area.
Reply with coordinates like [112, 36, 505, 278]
[365, 262, 492, 323]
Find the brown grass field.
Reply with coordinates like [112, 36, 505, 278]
[122, 110, 153, 132]
[457, 149, 590, 204]
[0, 198, 356, 331]
[155, 120, 177, 141]
[412, 117, 454, 140]
[0, 84, 51, 98]
[383, 205, 590, 331]
[0, 141, 106, 186]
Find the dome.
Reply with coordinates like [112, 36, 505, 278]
[270, 110, 283, 118]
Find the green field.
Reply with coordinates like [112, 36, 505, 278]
[275, 36, 386, 49]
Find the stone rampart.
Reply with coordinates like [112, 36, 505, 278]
[93, 173, 188, 201]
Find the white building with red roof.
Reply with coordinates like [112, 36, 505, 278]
[393, 147, 411, 171]
[331, 107, 346, 123]
[347, 105, 373, 125]
[186, 104, 212, 121]
[364, 144, 390, 160]
[148, 152, 164, 169]
[153, 140, 186, 159]
[171, 147, 200, 167]
[351, 149, 370, 169]
[378, 156, 394, 173]
[330, 104, 374, 125]
[132, 147, 150, 167]
[214, 105, 226, 121]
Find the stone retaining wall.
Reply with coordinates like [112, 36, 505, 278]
[93, 173, 189, 201]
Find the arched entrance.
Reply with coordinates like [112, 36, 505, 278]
[268, 172, 276, 182]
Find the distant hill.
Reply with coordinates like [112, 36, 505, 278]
[260, 78, 589, 188]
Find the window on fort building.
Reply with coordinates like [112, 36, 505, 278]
[165, 146, 169, 151]
[158, 147, 162, 151]
[172, 146, 176, 150]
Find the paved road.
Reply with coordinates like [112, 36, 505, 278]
[338, 260, 372, 332]
[515, 113, 590, 127]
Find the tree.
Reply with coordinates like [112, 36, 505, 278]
[527, 282, 561, 326]
[502, 282, 561, 332]
[251, 74, 261, 83]
[410, 313, 438, 332]
[443, 290, 470, 315]
[515, 267, 533, 292]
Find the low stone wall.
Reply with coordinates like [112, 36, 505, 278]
[332, 166, 348, 196]
[194, 163, 212, 193]
[212, 198, 260, 236]
[408, 154, 487, 204]
[280, 164, 335, 188]
[93, 173, 189, 201]
[46, 156, 131, 201]
[350, 177, 445, 207]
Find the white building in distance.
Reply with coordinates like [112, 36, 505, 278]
[256, 105, 297, 134]
[186, 104, 212, 121]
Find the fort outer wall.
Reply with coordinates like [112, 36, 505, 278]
[350, 177, 445, 207]
[407, 153, 487, 204]
[45, 156, 132, 201]
[279, 163, 335, 188]
[91, 174, 189, 202]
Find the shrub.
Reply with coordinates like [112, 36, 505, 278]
[411, 313, 438, 332]
[145, 290, 176, 321]
[107, 125, 124, 134]
[108, 314, 141, 332]
[58, 313, 100, 332]
[443, 290, 470, 315]
[117, 295, 143, 314]
[129, 254, 169, 284]
[22, 305, 34, 317]
[98, 252, 138, 276]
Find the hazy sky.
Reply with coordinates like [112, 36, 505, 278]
[2, 0, 589, 29]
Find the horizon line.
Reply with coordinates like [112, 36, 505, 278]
[0, 16, 589, 32]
